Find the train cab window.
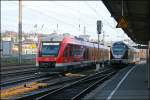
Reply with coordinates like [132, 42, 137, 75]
[41, 42, 60, 56]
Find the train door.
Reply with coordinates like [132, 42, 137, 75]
[83, 48, 89, 60]
[63, 45, 70, 63]
[73, 45, 82, 62]
[69, 45, 73, 62]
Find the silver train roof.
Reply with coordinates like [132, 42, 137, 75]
[40, 33, 109, 50]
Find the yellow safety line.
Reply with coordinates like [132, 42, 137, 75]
[0, 82, 48, 99]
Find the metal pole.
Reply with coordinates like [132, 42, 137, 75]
[95, 33, 100, 72]
[148, 41, 150, 89]
[57, 24, 58, 32]
[0, 0, 2, 63]
[0, 0, 1, 62]
[122, 0, 124, 16]
[98, 33, 100, 60]
[84, 25, 86, 35]
[34, 24, 38, 67]
[18, 0, 22, 64]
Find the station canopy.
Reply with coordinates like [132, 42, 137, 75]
[102, 0, 150, 45]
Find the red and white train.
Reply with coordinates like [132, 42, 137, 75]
[36, 35, 110, 73]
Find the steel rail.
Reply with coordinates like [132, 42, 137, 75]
[36, 68, 115, 100]
[0, 74, 47, 87]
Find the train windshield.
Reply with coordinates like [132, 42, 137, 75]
[41, 42, 60, 56]
[112, 43, 127, 55]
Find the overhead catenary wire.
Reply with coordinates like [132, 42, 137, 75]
[3, 1, 117, 37]
[23, 3, 96, 27]
[84, 1, 115, 29]
[5, 2, 76, 27]
[20, 4, 97, 34]
[7, 1, 116, 29]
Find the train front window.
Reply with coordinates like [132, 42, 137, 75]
[112, 48, 124, 55]
[112, 43, 127, 55]
[41, 42, 59, 56]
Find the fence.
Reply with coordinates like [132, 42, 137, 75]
[1, 54, 36, 66]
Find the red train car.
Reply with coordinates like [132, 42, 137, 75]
[36, 35, 110, 73]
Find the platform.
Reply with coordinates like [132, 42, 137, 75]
[83, 62, 150, 100]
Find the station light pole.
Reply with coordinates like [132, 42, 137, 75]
[18, 0, 22, 64]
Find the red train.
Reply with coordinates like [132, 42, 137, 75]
[36, 35, 110, 73]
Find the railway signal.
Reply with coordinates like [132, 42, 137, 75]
[96, 20, 102, 71]
[97, 20, 102, 34]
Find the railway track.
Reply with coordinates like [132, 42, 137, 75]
[1, 68, 37, 78]
[3, 74, 84, 100]
[36, 68, 116, 100]
[0, 74, 49, 88]
[1, 73, 68, 99]
[12, 68, 116, 100]
[1, 65, 36, 72]
[1, 65, 95, 88]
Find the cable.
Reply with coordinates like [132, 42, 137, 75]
[6, 1, 115, 28]
[23, 3, 96, 27]
[3, 1, 119, 37]
[84, 1, 115, 29]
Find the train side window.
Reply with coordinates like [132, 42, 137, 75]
[74, 45, 81, 56]
[83, 48, 88, 59]
[69, 45, 73, 57]
[73, 45, 77, 56]
[86, 48, 89, 59]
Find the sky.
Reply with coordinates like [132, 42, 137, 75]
[1, 0, 132, 43]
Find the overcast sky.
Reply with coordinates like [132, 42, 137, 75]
[1, 1, 131, 43]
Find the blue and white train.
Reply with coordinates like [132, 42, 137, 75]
[110, 41, 140, 65]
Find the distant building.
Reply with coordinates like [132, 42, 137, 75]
[1, 40, 12, 56]
[12, 39, 36, 55]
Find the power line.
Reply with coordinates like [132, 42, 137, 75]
[23, 3, 96, 27]
[5, 3, 79, 31]
[6, 1, 115, 28]
[3, 1, 117, 37]
[4, 2, 109, 28]
[23, 6, 76, 27]
[23, 6, 99, 34]
[4, 2, 75, 26]
[84, 1, 115, 29]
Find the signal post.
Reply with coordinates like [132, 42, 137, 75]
[95, 20, 102, 72]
